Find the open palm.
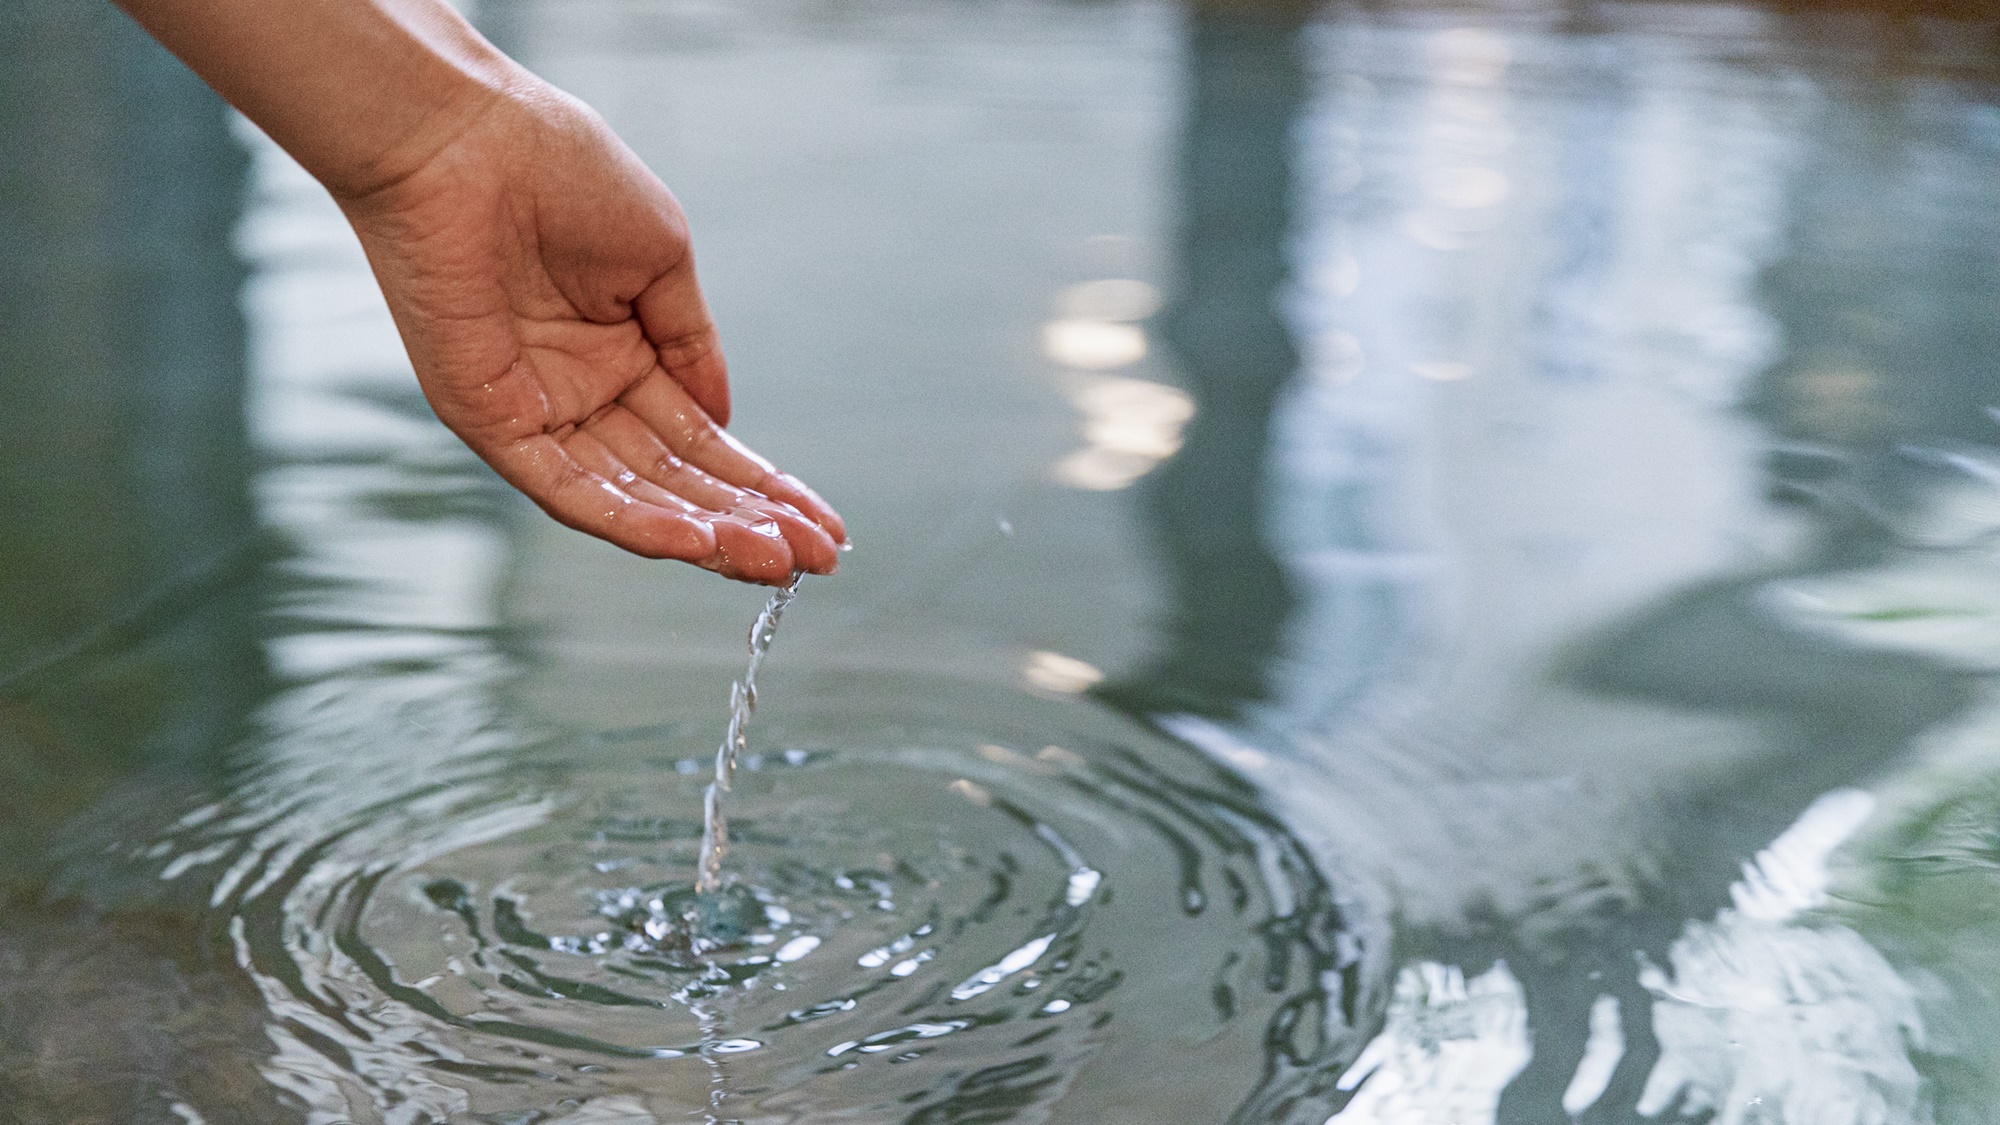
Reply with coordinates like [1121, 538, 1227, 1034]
[337, 84, 843, 585]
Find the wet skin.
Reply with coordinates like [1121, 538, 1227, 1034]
[116, 0, 845, 584]
[337, 87, 848, 584]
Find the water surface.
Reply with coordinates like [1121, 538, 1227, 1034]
[6, 0, 2000, 1121]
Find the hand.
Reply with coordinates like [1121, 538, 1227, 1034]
[112, 0, 839, 583]
[334, 81, 844, 585]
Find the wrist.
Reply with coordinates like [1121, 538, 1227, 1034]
[311, 6, 534, 202]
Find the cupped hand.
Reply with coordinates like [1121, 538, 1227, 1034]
[334, 80, 844, 585]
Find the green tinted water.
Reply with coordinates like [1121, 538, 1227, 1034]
[6, 1, 2000, 1121]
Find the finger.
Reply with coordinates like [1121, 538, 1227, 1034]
[633, 256, 732, 426]
[758, 469, 846, 548]
[620, 369, 849, 542]
[586, 402, 838, 573]
[584, 404, 839, 575]
[565, 425, 800, 584]
[562, 428, 800, 585]
[486, 432, 718, 563]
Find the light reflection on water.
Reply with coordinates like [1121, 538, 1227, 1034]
[6, 0, 2000, 1121]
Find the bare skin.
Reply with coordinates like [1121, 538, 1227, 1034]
[116, 0, 844, 584]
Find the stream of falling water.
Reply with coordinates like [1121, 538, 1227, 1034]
[695, 571, 804, 899]
[682, 572, 804, 1123]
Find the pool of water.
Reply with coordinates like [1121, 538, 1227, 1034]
[7, 0, 2000, 1121]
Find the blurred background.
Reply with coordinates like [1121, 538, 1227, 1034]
[6, 0, 2000, 1121]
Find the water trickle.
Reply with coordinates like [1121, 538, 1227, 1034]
[695, 572, 804, 899]
[683, 573, 806, 1121]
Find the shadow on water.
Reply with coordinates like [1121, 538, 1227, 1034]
[0, 0, 263, 858]
[1097, 0, 1309, 722]
[0, 0, 280, 1118]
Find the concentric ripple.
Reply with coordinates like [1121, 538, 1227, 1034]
[153, 688, 1357, 1124]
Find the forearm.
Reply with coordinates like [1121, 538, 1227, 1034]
[114, 0, 525, 199]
